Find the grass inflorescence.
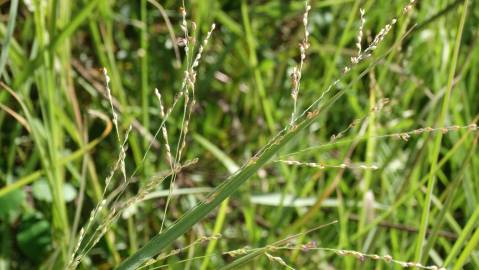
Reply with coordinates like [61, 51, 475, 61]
[0, 0, 478, 269]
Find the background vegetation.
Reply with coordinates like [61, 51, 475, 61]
[0, 0, 478, 269]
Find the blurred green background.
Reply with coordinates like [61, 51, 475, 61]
[0, 0, 478, 269]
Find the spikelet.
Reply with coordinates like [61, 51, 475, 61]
[154, 88, 174, 167]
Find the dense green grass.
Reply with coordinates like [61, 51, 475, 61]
[0, 0, 478, 269]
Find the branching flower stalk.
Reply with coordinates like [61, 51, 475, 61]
[276, 245, 446, 270]
[178, 23, 216, 162]
[135, 242, 449, 270]
[68, 68, 132, 269]
[281, 122, 478, 158]
[280, 97, 391, 169]
[290, 1, 311, 125]
[68, 64, 201, 268]
[356, 8, 366, 57]
[68, 157, 198, 269]
[131, 221, 448, 270]
[160, 21, 216, 232]
[221, 219, 446, 270]
[138, 233, 222, 269]
[330, 97, 389, 141]
[344, 1, 417, 73]
[224, 243, 447, 270]
[117, 1, 423, 268]
[232, 0, 417, 185]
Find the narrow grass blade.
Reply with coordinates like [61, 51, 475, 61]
[444, 174, 479, 266]
[115, 26, 414, 269]
[0, 0, 19, 78]
[194, 133, 239, 270]
[452, 225, 479, 270]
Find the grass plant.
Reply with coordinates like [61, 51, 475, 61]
[0, 0, 478, 269]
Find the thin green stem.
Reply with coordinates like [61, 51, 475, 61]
[140, 0, 149, 147]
